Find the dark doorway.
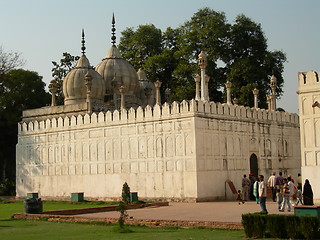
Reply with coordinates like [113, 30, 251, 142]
[250, 153, 258, 178]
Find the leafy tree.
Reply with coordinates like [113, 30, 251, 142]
[118, 8, 286, 107]
[0, 69, 50, 183]
[118, 24, 162, 70]
[225, 14, 286, 108]
[51, 52, 78, 105]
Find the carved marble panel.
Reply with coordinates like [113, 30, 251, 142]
[98, 163, 105, 174]
[138, 137, 146, 159]
[90, 164, 97, 174]
[165, 136, 173, 157]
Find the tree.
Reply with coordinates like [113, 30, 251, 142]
[51, 52, 78, 105]
[225, 14, 286, 108]
[0, 69, 50, 184]
[118, 8, 286, 107]
[0, 46, 25, 76]
[118, 24, 162, 70]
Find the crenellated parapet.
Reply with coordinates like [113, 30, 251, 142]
[298, 71, 320, 93]
[18, 99, 299, 134]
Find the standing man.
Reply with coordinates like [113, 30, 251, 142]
[258, 175, 268, 213]
[275, 172, 284, 191]
[297, 173, 302, 190]
[249, 173, 256, 200]
[242, 174, 251, 201]
[287, 176, 296, 206]
[268, 172, 277, 202]
[280, 178, 291, 212]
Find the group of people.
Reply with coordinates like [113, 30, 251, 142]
[237, 172, 314, 214]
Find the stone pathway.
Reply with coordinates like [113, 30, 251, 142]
[76, 200, 294, 226]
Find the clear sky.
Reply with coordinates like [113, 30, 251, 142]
[0, 0, 319, 113]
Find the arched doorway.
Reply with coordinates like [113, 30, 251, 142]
[250, 153, 258, 178]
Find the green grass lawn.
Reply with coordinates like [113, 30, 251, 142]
[0, 200, 117, 220]
[0, 219, 245, 240]
[0, 200, 280, 240]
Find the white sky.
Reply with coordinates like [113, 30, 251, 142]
[0, 0, 319, 113]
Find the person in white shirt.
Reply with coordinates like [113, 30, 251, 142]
[267, 172, 276, 202]
[287, 176, 296, 206]
[258, 175, 268, 213]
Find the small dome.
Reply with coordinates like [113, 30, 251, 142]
[270, 75, 277, 85]
[63, 54, 105, 105]
[198, 51, 207, 60]
[137, 68, 155, 106]
[95, 45, 140, 96]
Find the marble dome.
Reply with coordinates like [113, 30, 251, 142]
[63, 54, 105, 105]
[95, 45, 140, 97]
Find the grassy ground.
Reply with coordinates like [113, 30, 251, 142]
[0, 200, 117, 220]
[0, 219, 244, 240]
[0, 200, 279, 240]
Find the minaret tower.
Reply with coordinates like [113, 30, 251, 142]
[198, 51, 209, 101]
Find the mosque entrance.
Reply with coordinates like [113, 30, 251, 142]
[250, 153, 258, 178]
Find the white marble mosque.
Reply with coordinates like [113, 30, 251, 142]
[16, 16, 301, 202]
[297, 71, 320, 201]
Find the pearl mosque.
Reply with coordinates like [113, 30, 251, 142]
[16, 16, 301, 202]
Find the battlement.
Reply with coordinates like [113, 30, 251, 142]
[298, 71, 320, 92]
[18, 99, 299, 133]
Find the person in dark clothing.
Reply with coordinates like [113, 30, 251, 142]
[249, 173, 256, 201]
[303, 179, 314, 205]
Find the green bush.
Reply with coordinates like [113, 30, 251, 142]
[265, 214, 287, 239]
[242, 213, 266, 238]
[300, 216, 319, 239]
[122, 182, 130, 204]
[242, 213, 319, 239]
[0, 179, 15, 196]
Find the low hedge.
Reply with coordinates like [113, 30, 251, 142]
[242, 213, 319, 239]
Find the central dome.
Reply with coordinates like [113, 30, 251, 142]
[95, 45, 140, 97]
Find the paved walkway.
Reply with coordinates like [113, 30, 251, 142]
[77, 200, 294, 224]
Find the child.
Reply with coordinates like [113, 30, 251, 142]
[237, 190, 245, 204]
[276, 188, 283, 210]
[295, 186, 303, 206]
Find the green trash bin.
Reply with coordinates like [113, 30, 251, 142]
[130, 192, 138, 202]
[27, 193, 39, 199]
[71, 192, 84, 202]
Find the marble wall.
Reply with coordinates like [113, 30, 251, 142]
[16, 100, 300, 201]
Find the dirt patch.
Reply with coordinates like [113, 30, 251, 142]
[13, 213, 243, 230]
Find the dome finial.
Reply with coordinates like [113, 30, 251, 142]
[81, 29, 86, 55]
[111, 13, 116, 46]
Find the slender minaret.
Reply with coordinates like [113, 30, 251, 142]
[267, 95, 272, 110]
[270, 75, 277, 110]
[85, 72, 92, 113]
[252, 88, 259, 108]
[194, 74, 201, 101]
[154, 80, 162, 105]
[119, 85, 125, 110]
[48, 79, 57, 106]
[205, 75, 210, 101]
[225, 81, 232, 105]
[198, 51, 208, 101]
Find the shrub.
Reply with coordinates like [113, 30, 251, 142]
[241, 213, 266, 238]
[0, 179, 15, 196]
[265, 214, 287, 239]
[122, 182, 130, 204]
[242, 213, 320, 239]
